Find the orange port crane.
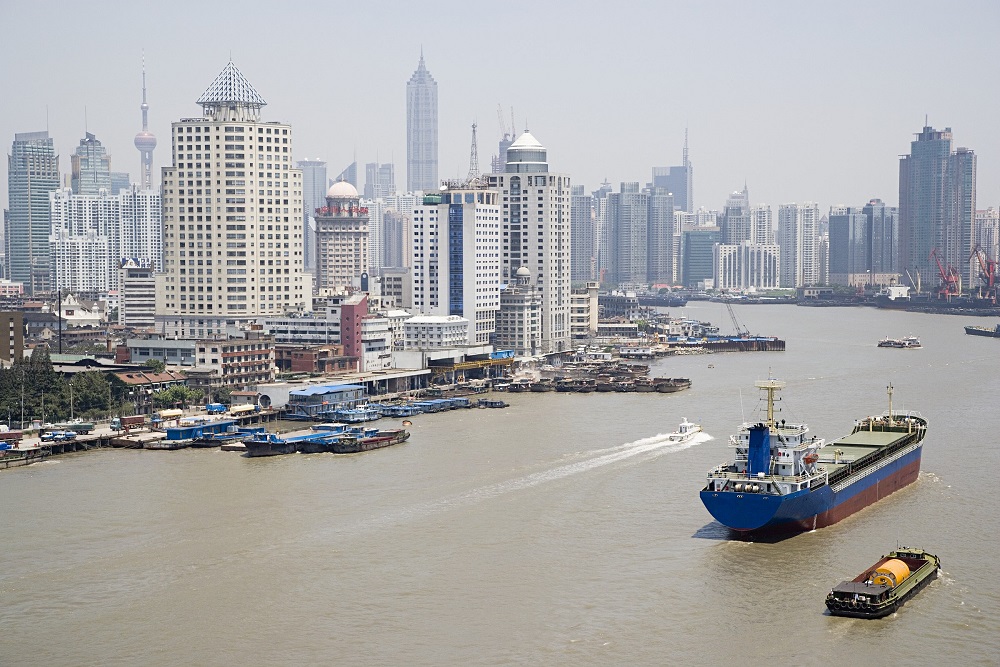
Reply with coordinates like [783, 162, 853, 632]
[930, 248, 961, 298]
[969, 244, 998, 301]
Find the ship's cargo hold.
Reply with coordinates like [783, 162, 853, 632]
[872, 559, 910, 587]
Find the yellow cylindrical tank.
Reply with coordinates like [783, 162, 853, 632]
[872, 559, 910, 587]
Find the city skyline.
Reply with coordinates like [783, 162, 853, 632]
[1, 2, 998, 215]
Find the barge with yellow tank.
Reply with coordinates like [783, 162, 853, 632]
[825, 547, 940, 618]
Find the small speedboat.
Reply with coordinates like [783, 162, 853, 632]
[665, 418, 702, 444]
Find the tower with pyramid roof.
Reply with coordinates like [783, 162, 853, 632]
[156, 62, 306, 342]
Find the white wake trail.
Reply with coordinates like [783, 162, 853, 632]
[355, 430, 713, 532]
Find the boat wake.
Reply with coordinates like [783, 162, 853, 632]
[355, 430, 712, 532]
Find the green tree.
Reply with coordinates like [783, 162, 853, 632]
[152, 384, 200, 409]
[143, 359, 166, 374]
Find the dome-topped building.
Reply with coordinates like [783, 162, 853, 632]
[315, 179, 369, 292]
[327, 180, 359, 199]
[505, 131, 548, 174]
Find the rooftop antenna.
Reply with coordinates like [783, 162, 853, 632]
[683, 126, 689, 167]
[467, 121, 479, 181]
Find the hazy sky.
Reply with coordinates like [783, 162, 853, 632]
[2, 0, 997, 212]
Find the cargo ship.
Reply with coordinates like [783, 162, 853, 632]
[964, 323, 1000, 337]
[825, 547, 940, 618]
[700, 380, 926, 534]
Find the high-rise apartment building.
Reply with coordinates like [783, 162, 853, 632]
[714, 242, 780, 291]
[777, 202, 820, 288]
[410, 186, 501, 346]
[488, 131, 571, 354]
[297, 158, 327, 273]
[606, 183, 647, 286]
[592, 180, 613, 283]
[156, 61, 306, 338]
[49, 185, 162, 294]
[315, 181, 369, 293]
[899, 125, 977, 287]
[864, 198, 898, 278]
[570, 185, 594, 283]
[827, 206, 868, 286]
[406, 53, 438, 193]
[7, 131, 59, 293]
[71, 133, 112, 196]
[750, 204, 774, 245]
[974, 208, 999, 276]
[647, 187, 675, 284]
[721, 186, 750, 244]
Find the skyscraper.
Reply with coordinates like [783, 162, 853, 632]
[827, 205, 868, 286]
[406, 52, 438, 193]
[134, 60, 157, 190]
[297, 158, 327, 273]
[652, 130, 693, 213]
[647, 187, 675, 284]
[364, 162, 395, 199]
[7, 131, 59, 294]
[899, 125, 977, 288]
[156, 61, 306, 338]
[864, 198, 898, 279]
[488, 131, 571, 354]
[71, 133, 112, 196]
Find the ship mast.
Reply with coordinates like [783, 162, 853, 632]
[887, 383, 894, 424]
[755, 378, 785, 428]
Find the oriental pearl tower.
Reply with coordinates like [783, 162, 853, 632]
[133, 58, 157, 189]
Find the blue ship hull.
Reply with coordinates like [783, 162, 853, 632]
[700, 444, 922, 533]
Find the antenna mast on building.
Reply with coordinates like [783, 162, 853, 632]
[467, 122, 479, 182]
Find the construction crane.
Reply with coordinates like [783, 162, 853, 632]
[930, 248, 961, 299]
[905, 268, 921, 295]
[969, 244, 998, 300]
[723, 296, 751, 337]
[496, 104, 511, 142]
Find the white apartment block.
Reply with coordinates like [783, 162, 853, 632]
[404, 315, 470, 349]
[410, 186, 501, 345]
[49, 186, 161, 295]
[750, 204, 774, 245]
[714, 242, 780, 291]
[156, 62, 306, 339]
[487, 131, 571, 354]
[777, 202, 820, 288]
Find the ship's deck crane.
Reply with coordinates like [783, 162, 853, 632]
[930, 248, 961, 299]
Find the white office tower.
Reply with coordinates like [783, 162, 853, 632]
[750, 204, 774, 245]
[156, 61, 306, 338]
[409, 186, 501, 345]
[777, 202, 820, 288]
[488, 131, 571, 354]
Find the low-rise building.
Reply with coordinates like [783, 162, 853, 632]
[404, 315, 471, 349]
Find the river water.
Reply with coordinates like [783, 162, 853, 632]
[1, 303, 998, 666]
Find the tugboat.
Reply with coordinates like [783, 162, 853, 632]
[700, 380, 927, 534]
[825, 547, 940, 618]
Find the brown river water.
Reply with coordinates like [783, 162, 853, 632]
[1, 303, 998, 666]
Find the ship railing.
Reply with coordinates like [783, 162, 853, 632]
[706, 467, 824, 484]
